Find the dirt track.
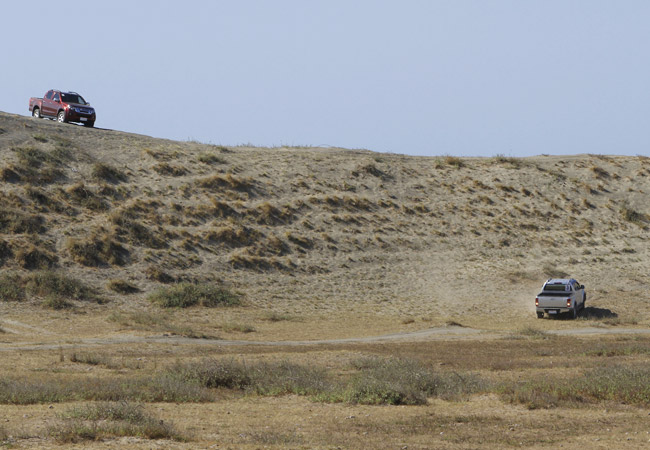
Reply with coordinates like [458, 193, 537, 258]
[1, 323, 648, 352]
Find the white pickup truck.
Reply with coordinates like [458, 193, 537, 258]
[535, 278, 586, 319]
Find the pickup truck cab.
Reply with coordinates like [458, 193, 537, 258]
[29, 90, 96, 127]
[535, 278, 586, 319]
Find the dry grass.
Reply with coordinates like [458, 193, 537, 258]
[65, 233, 129, 267]
[106, 278, 140, 294]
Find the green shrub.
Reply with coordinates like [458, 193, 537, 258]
[168, 359, 330, 396]
[344, 357, 486, 405]
[168, 359, 253, 389]
[0, 273, 25, 301]
[52, 401, 185, 443]
[251, 361, 330, 396]
[149, 283, 240, 308]
[25, 271, 101, 305]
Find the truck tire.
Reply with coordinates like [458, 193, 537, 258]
[57, 111, 66, 123]
[32, 107, 41, 118]
[83, 121, 94, 128]
[570, 308, 577, 319]
[537, 312, 544, 319]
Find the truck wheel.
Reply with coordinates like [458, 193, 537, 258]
[32, 107, 41, 118]
[57, 111, 66, 123]
[571, 308, 577, 319]
[83, 121, 95, 128]
[537, 312, 544, 319]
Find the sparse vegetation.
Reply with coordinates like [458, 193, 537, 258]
[91, 162, 127, 183]
[65, 182, 106, 211]
[0, 208, 44, 234]
[51, 402, 185, 442]
[0, 271, 100, 308]
[14, 244, 58, 269]
[620, 203, 646, 225]
[205, 224, 262, 247]
[145, 266, 176, 283]
[197, 152, 225, 164]
[0, 272, 25, 301]
[499, 365, 650, 409]
[106, 278, 140, 294]
[493, 154, 522, 168]
[2, 113, 650, 447]
[440, 155, 465, 169]
[66, 233, 129, 266]
[149, 282, 241, 308]
[222, 322, 256, 333]
[26, 270, 102, 308]
[153, 162, 187, 176]
[197, 173, 254, 192]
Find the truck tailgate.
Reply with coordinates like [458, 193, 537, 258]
[537, 293, 569, 308]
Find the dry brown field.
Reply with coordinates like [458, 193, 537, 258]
[0, 111, 649, 448]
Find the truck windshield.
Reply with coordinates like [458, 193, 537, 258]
[61, 93, 87, 105]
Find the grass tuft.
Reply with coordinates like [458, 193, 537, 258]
[620, 204, 647, 226]
[0, 208, 44, 234]
[106, 279, 140, 294]
[91, 162, 127, 183]
[52, 401, 185, 443]
[66, 233, 129, 267]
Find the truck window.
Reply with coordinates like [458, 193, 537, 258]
[53, 93, 60, 102]
[544, 284, 568, 292]
[45, 91, 53, 100]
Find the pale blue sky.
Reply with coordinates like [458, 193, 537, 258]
[3, 1, 650, 156]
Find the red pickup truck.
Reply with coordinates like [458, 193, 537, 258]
[29, 90, 96, 128]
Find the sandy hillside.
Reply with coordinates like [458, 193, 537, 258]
[1, 110, 649, 336]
